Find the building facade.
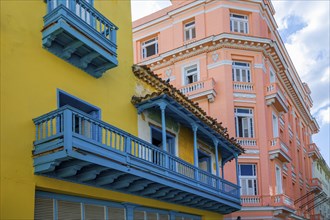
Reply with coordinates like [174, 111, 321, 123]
[309, 145, 330, 220]
[1, 0, 243, 219]
[133, 0, 321, 219]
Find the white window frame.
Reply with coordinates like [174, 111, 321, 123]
[239, 164, 258, 196]
[272, 112, 279, 138]
[234, 108, 254, 138]
[141, 37, 158, 59]
[270, 68, 276, 83]
[232, 61, 251, 82]
[275, 165, 283, 194]
[184, 21, 196, 41]
[181, 62, 200, 86]
[230, 13, 249, 34]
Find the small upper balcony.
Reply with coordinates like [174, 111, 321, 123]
[308, 143, 321, 160]
[233, 82, 255, 93]
[310, 178, 322, 192]
[42, 0, 118, 78]
[269, 137, 291, 163]
[33, 106, 242, 214]
[271, 194, 295, 215]
[265, 83, 288, 113]
[179, 78, 216, 102]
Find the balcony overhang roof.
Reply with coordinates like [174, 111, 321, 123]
[132, 65, 244, 162]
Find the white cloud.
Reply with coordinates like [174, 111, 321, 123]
[317, 106, 330, 126]
[131, 0, 171, 21]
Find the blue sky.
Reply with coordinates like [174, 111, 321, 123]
[131, 0, 330, 166]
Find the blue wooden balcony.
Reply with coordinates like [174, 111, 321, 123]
[42, 0, 118, 78]
[33, 106, 241, 214]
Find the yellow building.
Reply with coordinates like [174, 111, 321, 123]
[1, 1, 243, 219]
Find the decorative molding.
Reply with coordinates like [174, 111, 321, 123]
[233, 93, 256, 99]
[245, 149, 260, 154]
[234, 100, 256, 103]
[238, 156, 260, 159]
[208, 60, 232, 70]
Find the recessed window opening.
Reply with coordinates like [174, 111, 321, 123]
[230, 13, 249, 34]
[234, 108, 254, 138]
[184, 20, 196, 41]
[58, 90, 100, 119]
[142, 38, 158, 59]
[150, 126, 176, 155]
[183, 64, 199, 85]
[239, 164, 258, 195]
[232, 61, 251, 82]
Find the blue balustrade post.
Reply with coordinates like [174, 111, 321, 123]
[125, 136, 131, 165]
[68, 0, 76, 11]
[63, 109, 73, 153]
[213, 138, 220, 191]
[191, 123, 199, 181]
[159, 102, 168, 168]
[122, 203, 136, 220]
[221, 159, 224, 191]
[169, 211, 177, 220]
[235, 153, 240, 198]
[110, 27, 117, 45]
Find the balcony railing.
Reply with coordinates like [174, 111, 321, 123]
[241, 195, 262, 206]
[272, 194, 294, 209]
[179, 78, 216, 102]
[42, 0, 118, 77]
[265, 82, 288, 113]
[310, 178, 322, 191]
[236, 138, 257, 147]
[269, 137, 291, 162]
[233, 82, 254, 92]
[33, 106, 240, 214]
[308, 143, 321, 160]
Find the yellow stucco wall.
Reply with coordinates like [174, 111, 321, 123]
[0, 1, 223, 219]
[178, 126, 195, 164]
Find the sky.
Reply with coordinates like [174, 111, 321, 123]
[131, 0, 330, 166]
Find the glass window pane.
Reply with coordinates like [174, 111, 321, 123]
[240, 165, 253, 176]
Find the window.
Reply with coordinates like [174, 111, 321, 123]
[230, 13, 249, 34]
[272, 112, 279, 138]
[35, 193, 125, 220]
[275, 165, 282, 194]
[184, 21, 196, 41]
[198, 150, 211, 172]
[270, 68, 276, 83]
[151, 126, 175, 155]
[142, 38, 158, 59]
[234, 108, 254, 138]
[232, 62, 251, 82]
[183, 64, 199, 85]
[239, 164, 257, 195]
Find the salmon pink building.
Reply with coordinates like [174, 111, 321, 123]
[133, 0, 324, 219]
